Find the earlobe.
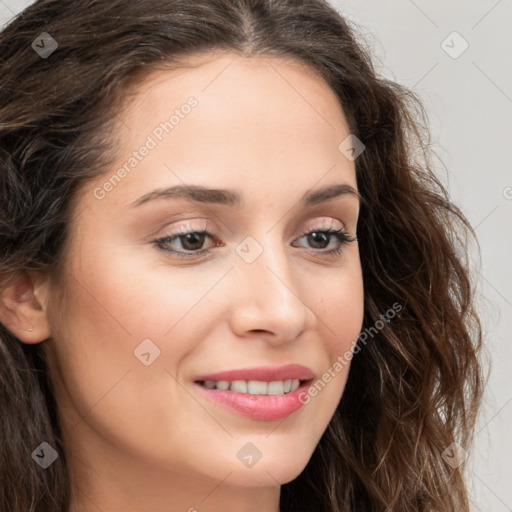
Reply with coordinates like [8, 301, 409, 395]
[0, 270, 51, 344]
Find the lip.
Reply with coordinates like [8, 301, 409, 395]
[194, 379, 313, 421]
[193, 364, 315, 421]
[193, 364, 315, 382]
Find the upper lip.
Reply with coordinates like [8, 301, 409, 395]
[194, 364, 315, 383]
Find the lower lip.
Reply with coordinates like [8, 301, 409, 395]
[193, 380, 312, 421]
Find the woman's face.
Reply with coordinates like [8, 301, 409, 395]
[44, 52, 364, 497]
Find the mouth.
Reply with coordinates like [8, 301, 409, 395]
[193, 363, 315, 385]
[192, 365, 315, 421]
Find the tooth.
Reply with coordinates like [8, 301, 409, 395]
[290, 379, 300, 392]
[201, 379, 299, 394]
[230, 380, 248, 393]
[267, 380, 285, 395]
[247, 380, 268, 394]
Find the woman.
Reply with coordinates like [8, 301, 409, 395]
[0, 0, 484, 511]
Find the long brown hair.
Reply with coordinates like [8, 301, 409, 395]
[0, 1, 484, 510]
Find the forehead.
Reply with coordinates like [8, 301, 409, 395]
[74, 51, 358, 221]
[120, 51, 351, 144]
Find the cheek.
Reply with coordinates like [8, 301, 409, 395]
[46, 250, 239, 457]
[45, 264, 202, 469]
[314, 255, 365, 353]
[300, 257, 364, 412]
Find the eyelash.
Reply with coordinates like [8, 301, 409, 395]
[153, 223, 357, 259]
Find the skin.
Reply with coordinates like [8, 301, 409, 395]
[0, 52, 364, 512]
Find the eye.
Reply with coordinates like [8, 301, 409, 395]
[292, 226, 356, 257]
[153, 223, 217, 257]
[152, 222, 356, 258]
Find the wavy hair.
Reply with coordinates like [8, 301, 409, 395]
[0, 0, 484, 510]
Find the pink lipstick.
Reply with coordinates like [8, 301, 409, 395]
[193, 364, 315, 421]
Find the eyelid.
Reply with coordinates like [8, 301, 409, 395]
[156, 216, 347, 240]
[301, 217, 345, 232]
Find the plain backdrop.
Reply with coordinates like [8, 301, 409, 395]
[1, 0, 511, 510]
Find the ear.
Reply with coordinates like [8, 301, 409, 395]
[0, 270, 52, 344]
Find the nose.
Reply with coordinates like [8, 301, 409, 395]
[228, 235, 316, 344]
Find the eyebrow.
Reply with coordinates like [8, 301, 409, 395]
[129, 182, 360, 209]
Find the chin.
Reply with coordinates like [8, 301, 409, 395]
[219, 451, 313, 487]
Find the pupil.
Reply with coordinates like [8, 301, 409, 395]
[309, 232, 328, 248]
[182, 233, 204, 250]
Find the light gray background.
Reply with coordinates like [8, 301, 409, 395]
[1, 0, 510, 510]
